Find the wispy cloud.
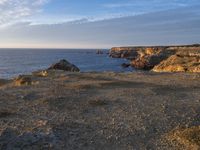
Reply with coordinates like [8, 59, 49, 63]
[1, 0, 199, 27]
[0, 0, 49, 27]
[103, 3, 136, 8]
[0, 0, 199, 48]
[103, 0, 200, 9]
[0, 5, 199, 48]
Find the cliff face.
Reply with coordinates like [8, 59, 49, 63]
[110, 46, 172, 58]
[110, 45, 200, 72]
[153, 50, 200, 73]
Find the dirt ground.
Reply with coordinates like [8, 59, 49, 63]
[0, 71, 200, 150]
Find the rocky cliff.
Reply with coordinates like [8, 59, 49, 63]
[110, 44, 200, 72]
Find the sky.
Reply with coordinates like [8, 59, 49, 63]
[0, 0, 200, 48]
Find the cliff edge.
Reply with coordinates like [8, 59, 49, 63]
[110, 44, 200, 72]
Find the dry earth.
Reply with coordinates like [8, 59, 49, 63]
[0, 70, 200, 149]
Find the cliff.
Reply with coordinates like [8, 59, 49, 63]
[110, 44, 200, 72]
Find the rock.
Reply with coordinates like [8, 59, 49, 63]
[110, 45, 200, 72]
[96, 50, 103, 54]
[145, 47, 162, 55]
[48, 59, 80, 72]
[121, 63, 130, 68]
[0, 79, 10, 87]
[153, 55, 200, 73]
[14, 75, 33, 86]
[131, 54, 167, 70]
[176, 49, 200, 57]
[32, 70, 48, 77]
[109, 47, 138, 59]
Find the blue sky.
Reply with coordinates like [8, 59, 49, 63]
[0, 0, 200, 48]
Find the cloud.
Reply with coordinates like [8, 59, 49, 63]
[103, 3, 136, 8]
[0, 5, 199, 48]
[0, 0, 48, 26]
[1, 0, 199, 27]
[103, 0, 200, 9]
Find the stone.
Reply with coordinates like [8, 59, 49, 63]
[121, 63, 130, 68]
[48, 59, 80, 72]
[14, 75, 32, 86]
[96, 50, 103, 54]
[153, 55, 200, 73]
[32, 70, 48, 77]
[131, 55, 167, 70]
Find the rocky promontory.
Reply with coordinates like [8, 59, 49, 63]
[110, 44, 200, 72]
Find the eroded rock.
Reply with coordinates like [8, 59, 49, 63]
[48, 59, 80, 72]
[96, 50, 103, 54]
[153, 55, 200, 73]
[110, 45, 200, 72]
[121, 63, 130, 68]
[14, 75, 33, 86]
[131, 54, 168, 70]
[32, 70, 48, 77]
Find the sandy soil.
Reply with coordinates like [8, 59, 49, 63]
[0, 71, 200, 150]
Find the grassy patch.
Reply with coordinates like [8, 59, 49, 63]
[168, 126, 200, 149]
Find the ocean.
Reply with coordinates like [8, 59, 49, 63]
[0, 49, 133, 79]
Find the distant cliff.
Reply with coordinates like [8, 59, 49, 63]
[109, 44, 200, 72]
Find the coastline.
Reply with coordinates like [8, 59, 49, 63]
[0, 69, 200, 149]
[109, 44, 200, 73]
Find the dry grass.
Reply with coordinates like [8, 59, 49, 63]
[168, 126, 200, 150]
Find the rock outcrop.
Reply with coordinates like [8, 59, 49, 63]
[153, 54, 200, 73]
[14, 75, 33, 86]
[109, 46, 167, 59]
[48, 59, 80, 72]
[131, 54, 167, 70]
[110, 44, 200, 72]
[121, 63, 130, 68]
[130, 48, 176, 70]
[96, 50, 103, 54]
[32, 70, 48, 77]
[109, 47, 139, 59]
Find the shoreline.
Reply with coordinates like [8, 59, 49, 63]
[109, 44, 200, 73]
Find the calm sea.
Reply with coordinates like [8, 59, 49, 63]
[0, 49, 133, 79]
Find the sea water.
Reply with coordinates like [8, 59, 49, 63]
[0, 49, 133, 78]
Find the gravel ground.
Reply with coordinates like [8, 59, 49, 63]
[0, 71, 200, 150]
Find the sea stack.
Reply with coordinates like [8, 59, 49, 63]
[48, 59, 80, 72]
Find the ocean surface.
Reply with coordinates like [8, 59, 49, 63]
[0, 49, 133, 79]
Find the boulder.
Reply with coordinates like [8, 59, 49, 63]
[48, 59, 80, 72]
[121, 63, 130, 68]
[14, 75, 32, 86]
[96, 50, 103, 54]
[32, 70, 48, 77]
[153, 55, 200, 73]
